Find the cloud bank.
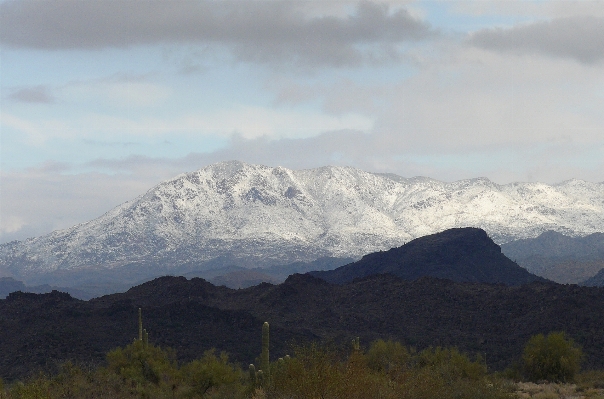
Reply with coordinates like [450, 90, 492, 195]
[0, 1, 435, 66]
[469, 16, 604, 64]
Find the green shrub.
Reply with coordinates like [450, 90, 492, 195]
[522, 331, 583, 383]
[416, 347, 487, 382]
[268, 344, 344, 398]
[7, 378, 52, 399]
[179, 349, 243, 398]
[106, 339, 178, 389]
[366, 339, 411, 376]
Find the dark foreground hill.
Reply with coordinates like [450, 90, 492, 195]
[311, 227, 546, 285]
[2, 274, 604, 381]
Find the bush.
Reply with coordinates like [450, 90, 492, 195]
[179, 349, 243, 398]
[366, 339, 411, 376]
[106, 339, 178, 390]
[416, 347, 487, 382]
[3, 341, 247, 399]
[522, 331, 583, 383]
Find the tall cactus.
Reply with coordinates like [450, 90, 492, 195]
[257, 370, 264, 387]
[138, 308, 143, 341]
[261, 322, 270, 381]
[249, 364, 257, 385]
[352, 336, 360, 351]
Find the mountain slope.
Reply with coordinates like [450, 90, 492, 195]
[1, 161, 603, 281]
[583, 269, 604, 286]
[502, 231, 604, 260]
[310, 227, 546, 285]
[501, 231, 604, 284]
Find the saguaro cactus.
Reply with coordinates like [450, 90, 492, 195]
[138, 308, 143, 341]
[249, 364, 257, 384]
[257, 370, 264, 386]
[352, 336, 360, 351]
[261, 322, 270, 380]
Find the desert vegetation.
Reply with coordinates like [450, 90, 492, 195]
[2, 332, 602, 398]
[0, 315, 602, 399]
[0, 339, 516, 399]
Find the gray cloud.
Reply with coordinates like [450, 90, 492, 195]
[8, 85, 55, 103]
[0, 1, 435, 66]
[469, 16, 604, 63]
[81, 128, 604, 185]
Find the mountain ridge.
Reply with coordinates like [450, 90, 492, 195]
[2, 161, 604, 282]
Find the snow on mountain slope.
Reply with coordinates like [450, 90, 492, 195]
[1, 161, 603, 276]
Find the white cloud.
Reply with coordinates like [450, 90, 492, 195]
[3, 104, 373, 142]
[1, 111, 75, 145]
[192, 105, 373, 139]
[0, 216, 25, 235]
[61, 78, 173, 108]
[0, 165, 171, 243]
[1, 112, 40, 137]
[106, 82, 171, 107]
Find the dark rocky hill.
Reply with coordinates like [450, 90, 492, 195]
[310, 228, 546, 285]
[0, 277, 93, 300]
[2, 274, 604, 381]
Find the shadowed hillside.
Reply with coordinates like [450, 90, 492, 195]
[311, 228, 546, 285]
[2, 274, 604, 382]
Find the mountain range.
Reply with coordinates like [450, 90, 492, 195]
[2, 161, 604, 288]
[501, 231, 604, 284]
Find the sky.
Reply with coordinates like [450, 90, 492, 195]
[1, 0, 604, 244]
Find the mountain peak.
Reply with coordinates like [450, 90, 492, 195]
[311, 227, 546, 286]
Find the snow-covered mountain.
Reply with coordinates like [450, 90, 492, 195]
[2, 161, 604, 278]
